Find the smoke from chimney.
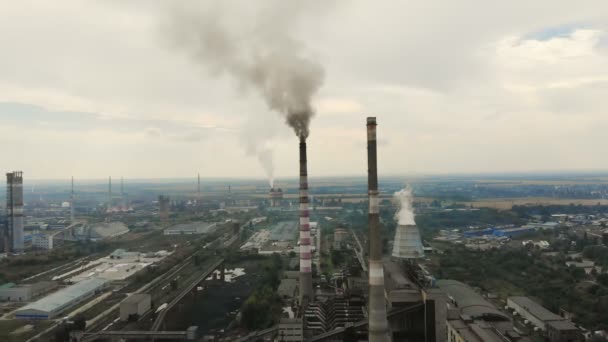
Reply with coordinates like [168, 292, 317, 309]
[394, 186, 415, 225]
[163, 1, 325, 176]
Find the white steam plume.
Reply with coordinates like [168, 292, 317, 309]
[162, 1, 325, 139]
[394, 186, 416, 225]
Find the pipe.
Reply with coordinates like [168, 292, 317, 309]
[299, 136, 313, 305]
[367, 117, 389, 341]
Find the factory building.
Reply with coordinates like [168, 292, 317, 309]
[32, 234, 53, 250]
[15, 277, 107, 319]
[278, 318, 304, 342]
[163, 222, 217, 235]
[493, 227, 535, 237]
[6, 171, 24, 253]
[440, 280, 531, 342]
[0, 281, 57, 302]
[120, 293, 151, 321]
[507, 297, 572, 331]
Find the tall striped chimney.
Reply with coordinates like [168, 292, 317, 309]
[70, 176, 75, 222]
[367, 117, 389, 341]
[299, 135, 313, 305]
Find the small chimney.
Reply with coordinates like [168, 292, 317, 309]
[366, 117, 390, 341]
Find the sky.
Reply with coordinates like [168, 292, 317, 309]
[1, 1, 608, 181]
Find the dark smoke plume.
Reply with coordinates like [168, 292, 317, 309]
[162, 1, 324, 139]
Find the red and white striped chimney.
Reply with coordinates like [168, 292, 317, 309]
[299, 136, 313, 304]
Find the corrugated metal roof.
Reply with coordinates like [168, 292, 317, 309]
[508, 296, 564, 322]
[16, 277, 107, 315]
[438, 280, 509, 321]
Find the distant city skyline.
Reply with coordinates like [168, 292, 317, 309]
[1, 1, 607, 179]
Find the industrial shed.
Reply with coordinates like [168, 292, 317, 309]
[437, 280, 509, 321]
[15, 278, 107, 319]
[0, 281, 57, 302]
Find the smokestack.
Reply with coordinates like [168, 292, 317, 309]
[197, 173, 201, 201]
[6, 171, 24, 253]
[159, 195, 170, 222]
[299, 136, 313, 305]
[120, 177, 127, 209]
[108, 176, 112, 208]
[70, 176, 75, 222]
[366, 117, 389, 341]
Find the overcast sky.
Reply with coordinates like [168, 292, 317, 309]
[1, 1, 607, 181]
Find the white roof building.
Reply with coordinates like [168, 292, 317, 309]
[15, 277, 107, 319]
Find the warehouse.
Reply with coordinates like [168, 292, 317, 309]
[163, 222, 217, 235]
[493, 227, 536, 238]
[0, 281, 57, 302]
[15, 278, 107, 319]
[507, 296, 566, 331]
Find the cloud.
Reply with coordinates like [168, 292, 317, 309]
[0, 1, 608, 178]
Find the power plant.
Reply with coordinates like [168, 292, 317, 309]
[269, 187, 283, 207]
[6, 171, 24, 253]
[392, 224, 424, 260]
[299, 136, 313, 305]
[366, 117, 390, 342]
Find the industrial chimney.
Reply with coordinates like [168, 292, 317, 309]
[159, 195, 170, 222]
[108, 176, 112, 209]
[366, 117, 390, 342]
[70, 176, 75, 222]
[299, 136, 313, 305]
[6, 171, 24, 253]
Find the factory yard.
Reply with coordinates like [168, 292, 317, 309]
[241, 221, 299, 254]
[64, 249, 170, 283]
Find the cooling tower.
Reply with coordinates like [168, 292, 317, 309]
[366, 117, 390, 342]
[392, 224, 424, 259]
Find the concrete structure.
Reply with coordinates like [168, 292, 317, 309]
[159, 195, 170, 222]
[15, 277, 107, 319]
[392, 224, 424, 259]
[298, 136, 313, 304]
[32, 234, 53, 250]
[507, 296, 571, 331]
[0, 281, 57, 302]
[366, 117, 389, 342]
[278, 278, 298, 299]
[6, 171, 24, 253]
[120, 293, 152, 321]
[278, 318, 304, 342]
[164, 222, 217, 236]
